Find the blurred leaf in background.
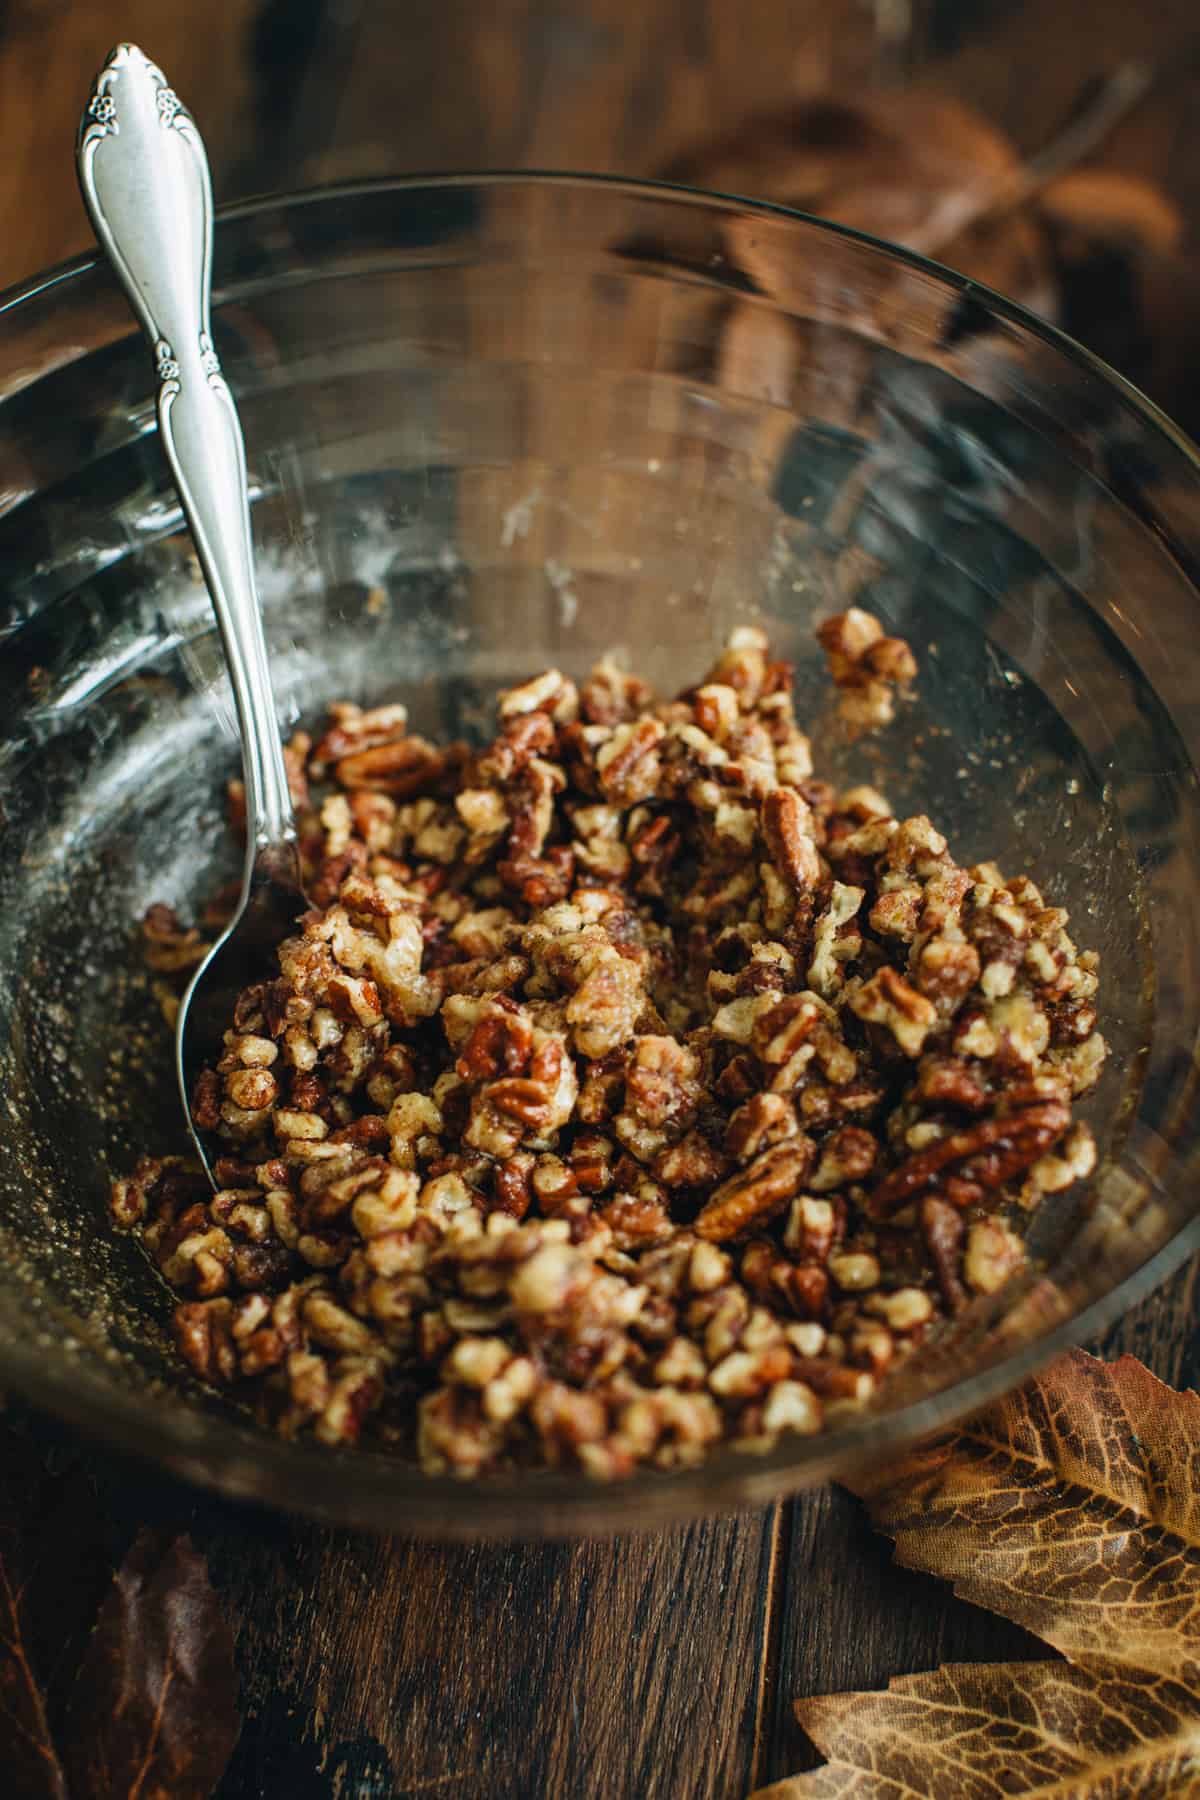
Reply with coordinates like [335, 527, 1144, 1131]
[2, 0, 1199, 427]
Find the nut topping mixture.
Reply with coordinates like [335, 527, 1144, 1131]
[114, 616, 1105, 1478]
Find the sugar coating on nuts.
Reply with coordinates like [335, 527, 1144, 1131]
[114, 614, 1105, 1478]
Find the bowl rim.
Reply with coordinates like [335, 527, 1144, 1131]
[4, 168, 1200, 1536]
[8, 167, 1200, 480]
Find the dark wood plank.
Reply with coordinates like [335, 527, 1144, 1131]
[0, 0, 263, 289]
[1095, 1244, 1200, 1389]
[220, 1514, 778, 1799]
[297, 0, 881, 191]
[0, 0, 888, 287]
[69, 1470, 774, 1800]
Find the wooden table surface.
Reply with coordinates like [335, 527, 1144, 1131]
[6, 4, 1200, 1796]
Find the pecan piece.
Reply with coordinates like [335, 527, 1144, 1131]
[869, 1100, 1071, 1217]
[335, 737, 448, 796]
[809, 1126, 876, 1192]
[570, 1130, 615, 1193]
[191, 1068, 222, 1132]
[694, 1140, 815, 1241]
[760, 788, 820, 891]
[599, 1190, 674, 1248]
[497, 849, 576, 908]
[491, 1158, 533, 1221]
[817, 608, 916, 735]
[174, 1298, 237, 1383]
[849, 966, 937, 1058]
[595, 718, 666, 805]
[311, 700, 409, 770]
[725, 1093, 799, 1162]
[456, 1003, 535, 1080]
[654, 1132, 729, 1188]
[920, 1196, 967, 1312]
[916, 1055, 988, 1112]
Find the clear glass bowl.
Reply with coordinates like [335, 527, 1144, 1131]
[1, 174, 1198, 1536]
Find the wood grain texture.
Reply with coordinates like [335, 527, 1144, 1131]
[80, 1463, 778, 1800]
[213, 1516, 776, 1799]
[291, 0, 878, 190]
[0, 1, 259, 288]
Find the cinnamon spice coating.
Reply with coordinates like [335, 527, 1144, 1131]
[112, 615, 1105, 1478]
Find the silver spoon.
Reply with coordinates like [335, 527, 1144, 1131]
[78, 44, 307, 1186]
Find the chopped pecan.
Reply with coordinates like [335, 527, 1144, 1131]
[920, 1196, 967, 1313]
[311, 701, 409, 770]
[570, 1130, 616, 1193]
[963, 1218, 1025, 1294]
[191, 1069, 222, 1132]
[174, 1298, 237, 1383]
[809, 1126, 876, 1192]
[818, 608, 916, 735]
[579, 658, 654, 726]
[599, 1190, 674, 1249]
[871, 1100, 1071, 1217]
[654, 1132, 729, 1188]
[760, 789, 820, 892]
[121, 615, 1104, 1484]
[725, 1093, 799, 1161]
[499, 668, 578, 722]
[622, 1034, 703, 1131]
[849, 966, 937, 1058]
[916, 1055, 988, 1112]
[335, 736, 450, 796]
[595, 717, 666, 806]
[694, 1140, 815, 1241]
[915, 935, 981, 1009]
[456, 1002, 535, 1080]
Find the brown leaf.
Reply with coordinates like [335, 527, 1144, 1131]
[663, 91, 1052, 311]
[750, 1352, 1200, 1798]
[1040, 169, 1184, 257]
[756, 1656, 1200, 1797]
[848, 1351, 1200, 1677]
[65, 1530, 238, 1800]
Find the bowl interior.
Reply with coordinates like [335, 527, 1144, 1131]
[1, 178, 1198, 1533]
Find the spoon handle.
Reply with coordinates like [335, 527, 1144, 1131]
[77, 43, 296, 854]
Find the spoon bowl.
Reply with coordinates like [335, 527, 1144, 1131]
[175, 847, 306, 1182]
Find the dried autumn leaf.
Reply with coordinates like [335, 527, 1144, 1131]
[1040, 168, 1184, 257]
[65, 1530, 238, 1800]
[849, 1351, 1200, 1675]
[751, 1352, 1200, 1798]
[756, 1655, 1200, 1797]
[659, 88, 1055, 440]
[663, 91, 1053, 311]
[660, 66, 1184, 429]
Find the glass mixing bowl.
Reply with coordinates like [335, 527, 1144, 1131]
[1, 174, 1198, 1536]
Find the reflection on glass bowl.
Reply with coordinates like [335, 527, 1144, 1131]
[0, 175, 1197, 1535]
